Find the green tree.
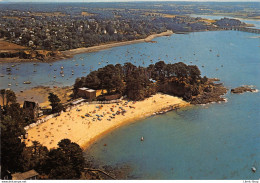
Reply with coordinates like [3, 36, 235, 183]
[21, 141, 49, 174]
[48, 93, 63, 113]
[84, 71, 101, 90]
[188, 65, 201, 84]
[154, 61, 166, 80]
[1, 115, 25, 178]
[123, 62, 137, 79]
[0, 90, 27, 178]
[0, 89, 16, 107]
[97, 65, 124, 94]
[126, 68, 153, 101]
[6, 89, 17, 105]
[44, 139, 85, 179]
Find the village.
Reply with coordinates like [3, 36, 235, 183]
[0, 3, 242, 62]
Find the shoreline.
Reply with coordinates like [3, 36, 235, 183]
[0, 30, 173, 64]
[25, 93, 189, 150]
[62, 30, 173, 57]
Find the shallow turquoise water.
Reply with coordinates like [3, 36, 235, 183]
[0, 30, 259, 179]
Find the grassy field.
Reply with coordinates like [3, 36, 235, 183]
[0, 39, 27, 51]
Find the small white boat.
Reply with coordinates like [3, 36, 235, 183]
[141, 136, 144, 141]
[251, 167, 256, 173]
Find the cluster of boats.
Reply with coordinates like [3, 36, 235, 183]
[2, 47, 223, 89]
[2, 64, 32, 87]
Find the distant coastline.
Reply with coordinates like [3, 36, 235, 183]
[0, 30, 173, 64]
[62, 30, 173, 57]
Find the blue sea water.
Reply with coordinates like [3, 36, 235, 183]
[83, 31, 260, 180]
[0, 30, 259, 179]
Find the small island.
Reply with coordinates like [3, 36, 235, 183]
[231, 86, 258, 94]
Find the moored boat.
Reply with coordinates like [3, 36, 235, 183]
[23, 81, 31, 84]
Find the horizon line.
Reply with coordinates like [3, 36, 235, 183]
[1, 0, 260, 3]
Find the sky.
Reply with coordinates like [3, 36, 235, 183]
[0, 0, 259, 2]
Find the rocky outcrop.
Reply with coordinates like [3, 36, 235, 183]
[190, 80, 228, 104]
[231, 86, 257, 94]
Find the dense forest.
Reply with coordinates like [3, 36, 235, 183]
[73, 61, 226, 103]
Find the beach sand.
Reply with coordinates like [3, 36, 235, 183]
[25, 93, 189, 150]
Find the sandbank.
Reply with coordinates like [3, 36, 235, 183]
[25, 93, 189, 150]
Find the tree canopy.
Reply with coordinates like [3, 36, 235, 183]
[44, 139, 85, 179]
[48, 92, 63, 113]
[73, 61, 205, 101]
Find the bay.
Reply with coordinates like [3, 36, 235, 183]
[0, 30, 259, 179]
[84, 31, 260, 179]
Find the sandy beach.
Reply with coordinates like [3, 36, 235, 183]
[25, 93, 189, 150]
